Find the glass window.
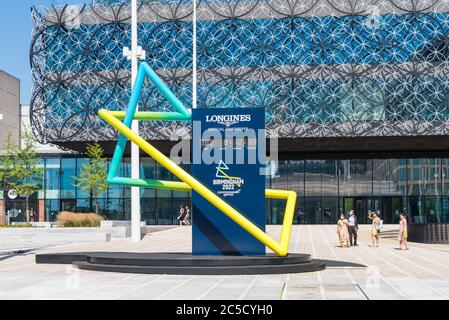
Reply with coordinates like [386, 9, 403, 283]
[45, 199, 60, 222]
[36, 158, 45, 199]
[321, 160, 338, 196]
[322, 197, 338, 223]
[92, 198, 107, 215]
[76, 198, 90, 213]
[442, 159, 449, 195]
[373, 159, 390, 196]
[122, 198, 131, 221]
[390, 159, 407, 196]
[408, 196, 424, 223]
[61, 158, 76, 199]
[270, 161, 288, 190]
[343, 197, 354, 216]
[108, 158, 124, 198]
[268, 199, 286, 224]
[141, 157, 156, 179]
[106, 198, 124, 220]
[142, 198, 156, 224]
[287, 161, 304, 196]
[61, 199, 76, 212]
[123, 158, 133, 198]
[45, 158, 60, 199]
[97, 160, 108, 199]
[304, 197, 322, 224]
[141, 158, 156, 198]
[352, 159, 372, 196]
[156, 190, 173, 225]
[305, 160, 322, 196]
[76, 158, 90, 198]
[423, 196, 441, 223]
[440, 196, 449, 223]
[338, 160, 354, 196]
[156, 162, 176, 181]
[407, 159, 441, 196]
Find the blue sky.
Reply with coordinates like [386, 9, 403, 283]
[0, 1, 91, 104]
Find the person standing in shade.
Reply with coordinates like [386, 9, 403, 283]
[337, 214, 350, 247]
[183, 206, 191, 226]
[398, 212, 409, 250]
[348, 209, 359, 246]
[177, 205, 185, 226]
[369, 211, 381, 247]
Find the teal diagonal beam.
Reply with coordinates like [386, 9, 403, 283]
[105, 62, 192, 189]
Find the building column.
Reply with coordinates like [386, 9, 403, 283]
[38, 199, 45, 222]
[0, 200, 4, 225]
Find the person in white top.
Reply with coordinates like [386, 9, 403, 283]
[348, 210, 359, 246]
[177, 205, 185, 226]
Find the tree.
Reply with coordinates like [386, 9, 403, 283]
[72, 142, 109, 215]
[10, 131, 44, 223]
[0, 135, 18, 225]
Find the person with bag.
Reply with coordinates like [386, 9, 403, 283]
[398, 212, 409, 250]
[368, 211, 382, 247]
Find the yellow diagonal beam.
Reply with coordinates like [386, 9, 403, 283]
[99, 109, 297, 257]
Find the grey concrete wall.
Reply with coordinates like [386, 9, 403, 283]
[0, 71, 20, 153]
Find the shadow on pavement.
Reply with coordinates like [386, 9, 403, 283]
[0, 249, 35, 262]
[314, 259, 367, 269]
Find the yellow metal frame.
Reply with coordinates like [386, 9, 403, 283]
[99, 108, 297, 257]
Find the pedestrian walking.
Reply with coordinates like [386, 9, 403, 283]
[337, 214, 350, 247]
[183, 206, 191, 226]
[177, 205, 185, 226]
[297, 208, 303, 224]
[398, 212, 409, 250]
[348, 209, 358, 246]
[369, 211, 382, 247]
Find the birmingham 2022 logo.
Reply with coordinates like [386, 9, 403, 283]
[213, 160, 245, 197]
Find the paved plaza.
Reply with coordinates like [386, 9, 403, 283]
[0, 225, 449, 300]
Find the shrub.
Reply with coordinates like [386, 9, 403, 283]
[56, 211, 103, 228]
[0, 224, 32, 228]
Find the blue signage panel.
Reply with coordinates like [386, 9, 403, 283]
[192, 108, 266, 256]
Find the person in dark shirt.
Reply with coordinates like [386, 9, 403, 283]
[177, 205, 185, 226]
[348, 209, 359, 246]
[297, 208, 303, 224]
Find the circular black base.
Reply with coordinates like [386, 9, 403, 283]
[36, 252, 326, 275]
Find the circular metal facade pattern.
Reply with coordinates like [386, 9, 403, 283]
[29, 0, 449, 143]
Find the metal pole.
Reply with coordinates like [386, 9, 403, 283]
[192, 0, 197, 109]
[131, 0, 141, 242]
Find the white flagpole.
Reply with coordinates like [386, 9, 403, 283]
[192, 0, 197, 109]
[130, 0, 141, 242]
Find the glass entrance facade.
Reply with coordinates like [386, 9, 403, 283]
[4, 155, 449, 225]
[272, 158, 449, 225]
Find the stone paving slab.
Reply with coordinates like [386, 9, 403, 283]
[0, 225, 448, 300]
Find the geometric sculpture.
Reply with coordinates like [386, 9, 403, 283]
[98, 62, 297, 257]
